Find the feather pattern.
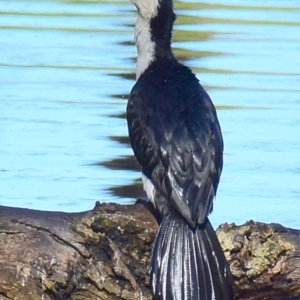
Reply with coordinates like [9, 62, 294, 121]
[127, 59, 223, 226]
[151, 215, 232, 300]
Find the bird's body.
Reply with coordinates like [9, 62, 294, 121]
[126, 0, 233, 298]
[128, 57, 222, 226]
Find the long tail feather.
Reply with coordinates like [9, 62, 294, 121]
[150, 214, 233, 300]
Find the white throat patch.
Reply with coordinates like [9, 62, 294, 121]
[134, 15, 156, 79]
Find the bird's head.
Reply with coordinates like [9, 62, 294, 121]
[130, 0, 160, 19]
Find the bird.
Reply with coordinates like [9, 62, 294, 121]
[126, 0, 233, 299]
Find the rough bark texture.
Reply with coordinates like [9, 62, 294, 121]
[0, 202, 299, 300]
[219, 221, 300, 300]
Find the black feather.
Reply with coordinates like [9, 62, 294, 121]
[127, 59, 223, 226]
[150, 215, 233, 300]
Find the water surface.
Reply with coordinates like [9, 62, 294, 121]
[1, 0, 300, 229]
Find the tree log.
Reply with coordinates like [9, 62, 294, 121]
[0, 202, 299, 300]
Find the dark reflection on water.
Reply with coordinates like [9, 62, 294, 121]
[109, 180, 144, 200]
[99, 83, 144, 200]
[109, 135, 130, 145]
[99, 148, 144, 201]
[104, 114, 144, 199]
[110, 94, 129, 100]
[113, 73, 135, 80]
[119, 40, 135, 46]
[108, 112, 127, 119]
[98, 155, 140, 172]
[100, 89, 144, 200]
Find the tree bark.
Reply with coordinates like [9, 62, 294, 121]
[0, 202, 299, 300]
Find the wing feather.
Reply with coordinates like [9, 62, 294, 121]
[127, 80, 223, 227]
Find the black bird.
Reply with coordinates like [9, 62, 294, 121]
[126, 0, 233, 299]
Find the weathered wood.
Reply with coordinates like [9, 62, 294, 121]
[218, 221, 300, 300]
[0, 203, 299, 300]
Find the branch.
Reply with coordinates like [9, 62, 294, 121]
[0, 203, 299, 300]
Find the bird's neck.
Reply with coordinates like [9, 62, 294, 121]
[134, 3, 176, 79]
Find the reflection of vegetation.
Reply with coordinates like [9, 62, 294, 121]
[110, 73, 135, 81]
[174, 47, 225, 60]
[175, 2, 300, 12]
[93, 154, 141, 199]
[0, 25, 129, 33]
[216, 105, 269, 110]
[0, 11, 124, 18]
[97, 155, 140, 172]
[44, 0, 300, 12]
[192, 67, 300, 76]
[205, 84, 300, 92]
[108, 180, 144, 200]
[0, 63, 133, 72]
[110, 94, 129, 101]
[176, 14, 300, 27]
[2, 63, 298, 78]
[64, 0, 126, 5]
[109, 136, 130, 145]
[108, 112, 127, 119]
[173, 30, 216, 42]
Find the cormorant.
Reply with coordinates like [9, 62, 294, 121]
[126, 0, 233, 299]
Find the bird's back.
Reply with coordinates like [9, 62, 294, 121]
[127, 58, 223, 226]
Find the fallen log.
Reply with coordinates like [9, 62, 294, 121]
[0, 202, 299, 300]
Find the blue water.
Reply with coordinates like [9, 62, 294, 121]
[1, 0, 300, 229]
